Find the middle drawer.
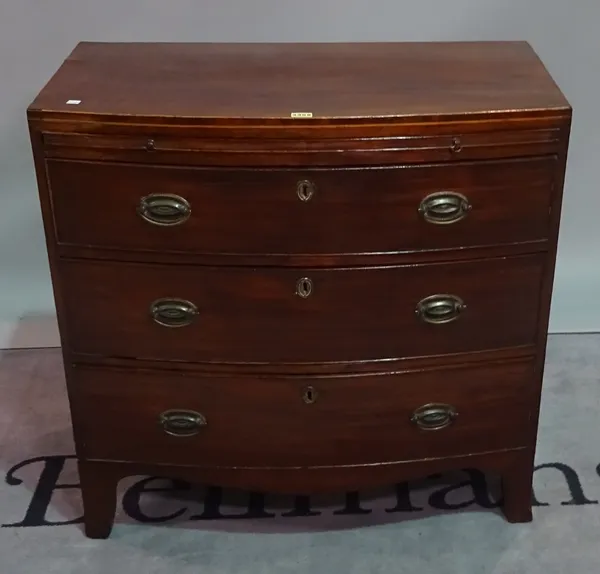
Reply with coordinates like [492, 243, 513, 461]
[60, 254, 544, 364]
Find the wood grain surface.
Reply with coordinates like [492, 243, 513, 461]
[27, 41, 572, 535]
[28, 42, 569, 123]
[59, 255, 545, 364]
[71, 359, 534, 467]
[48, 156, 556, 256]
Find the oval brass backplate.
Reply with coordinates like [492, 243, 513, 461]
[416, 294, 465, 325]
[159, 409, 207, 437]
[411, 403, 458, 431]
[150, 298, 198, 327]
[418, 191, 471, 225]
[138, 193, 191, 226]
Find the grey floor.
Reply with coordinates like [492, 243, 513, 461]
[1, 334, 599, 573]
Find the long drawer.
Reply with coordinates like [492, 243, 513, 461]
[59, 254, 544, 364]
[71, 359, 534, 467]
[47, 156, 555, 256]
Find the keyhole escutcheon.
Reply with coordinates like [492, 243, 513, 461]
[296, 277, 313, 298]
[302, 386, 318, 404]
[297, 180, 316, 201]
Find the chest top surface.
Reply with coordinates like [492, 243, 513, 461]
[28, 41, 570, 126]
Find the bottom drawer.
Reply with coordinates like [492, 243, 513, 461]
[70, 359, 534, 467]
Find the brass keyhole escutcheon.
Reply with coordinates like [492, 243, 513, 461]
[297, 180, 316, 201]
[302, 386, 318, 404]
[296, 277, 313, 298]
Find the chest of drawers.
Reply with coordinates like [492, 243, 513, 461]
[27, 41, 572, 538]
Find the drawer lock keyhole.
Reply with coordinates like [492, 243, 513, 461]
[302, 386, 318, 404]
[297, 180, 316, 201]
[296, 277, 313, 298]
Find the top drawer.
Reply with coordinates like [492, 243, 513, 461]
[46, 156, 555, 257]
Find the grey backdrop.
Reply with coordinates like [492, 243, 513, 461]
[0, 0, 596, 347]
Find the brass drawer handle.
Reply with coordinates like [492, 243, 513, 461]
[159, 409, 206, 437]
[418, 191, 471, 224]
[138, 193, 191, 226]
[302, 386, 318, 404]
[297, 180, 316, 201]
[150, 298, 198, 327]
[411, 403, 458, 431]
[296, 277, 313, 298]
[416, 294, 465, 324]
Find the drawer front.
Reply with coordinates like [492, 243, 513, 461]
[60, 255, 544, 364]
[71, 359, 534, 467]
[47, 157, 555, 256]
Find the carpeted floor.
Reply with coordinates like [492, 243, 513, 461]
[1, 334, 599, 573]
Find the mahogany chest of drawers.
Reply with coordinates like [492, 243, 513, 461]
[27, 41, 572, 538]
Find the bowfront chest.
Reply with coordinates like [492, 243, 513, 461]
[27, 41, 572, 538]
